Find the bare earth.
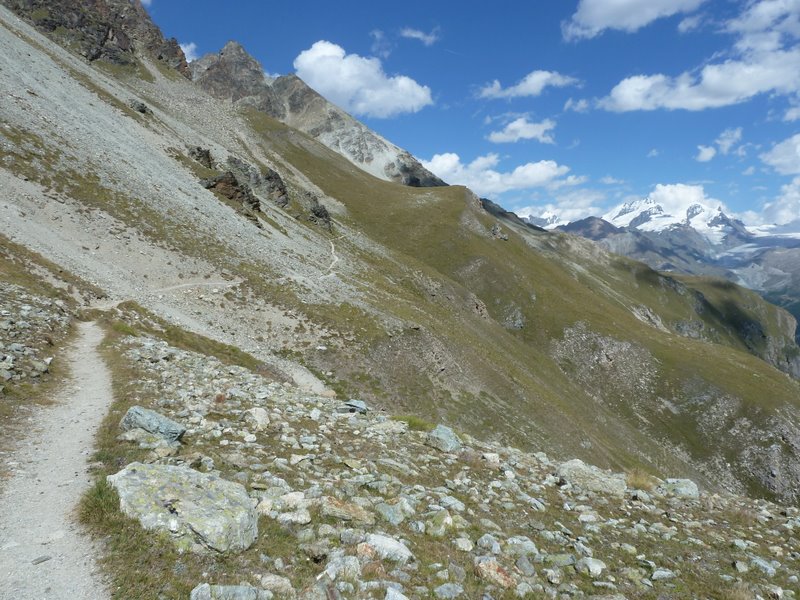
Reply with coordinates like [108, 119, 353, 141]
[0, 321, 109, 599]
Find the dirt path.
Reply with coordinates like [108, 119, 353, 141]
[320, 235, 345, 279]
[0, 321, 110, 599]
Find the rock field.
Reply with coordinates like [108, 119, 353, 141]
[100, 330, 800, 598]
[0, 282, 70, 391]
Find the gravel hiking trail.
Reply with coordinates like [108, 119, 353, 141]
[0, 321, 110, 599]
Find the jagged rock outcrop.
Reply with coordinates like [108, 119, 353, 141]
[226, 157, 289, 208]
[201, 171, 262, 225]
[190, 41, 446, 188]
[4, 0, 189, 76]
[188, 146, 213, 169]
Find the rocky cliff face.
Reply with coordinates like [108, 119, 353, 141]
[4, 0, 189, 76]
[190, 42, 446, 188]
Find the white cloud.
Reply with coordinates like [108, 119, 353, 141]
[743, 166, 756, 175]
[563, 0, 705, 40]
[678, 14, 704, 33]
[763, 176, 800, 224]
[421, 152, 578, 197]
[786, 106, 800, 121]
[696, 145, 717, 162]
[369, 30, 392, 59]
[179, 42, 199, 63]
[599, 1, 800, 111]
[647, 148, 659, 158]
[761, 133, 800, 174]
[517, 189, 608, 227]
[400, 27, 440, 46]
[293, 40, 433, 118]
[600, 175, 625, 185]
[564, 98, 590, 112]
[487, 117, 556, 144]
[716, 127, 743, 154]
[479, 70, 579, 99]
[648, 183, 727, 216]
[694, 128, 742, 162]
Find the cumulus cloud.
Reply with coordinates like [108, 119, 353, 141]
[695, 145, 717, 162]
[180, 42, 199, 62]
[293, 41, 433, 118]
[487, 117, 556, 144]
[599, 1, 800, 111]
[479, 70, 579, 99]
[785, 106, 800, 121]
[400, 27, 440, 46]
[563, 0, 705, 40]
[369, 30, 392, 59]
[694, 128, 743, 162]
[761, 133, 800, 174]
[517, 189, 608, 227]
[564, 98, 590, 113]
[763, 176, 800, 224]
[421, 152, 578, 197]
[678, 14, 704, 33]
[716, 127, 743, 154]
[649, 183, 722, 211]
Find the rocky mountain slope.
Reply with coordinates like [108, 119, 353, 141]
[190, 41, 446, 188]
[3, 0, 800, 517]
[87, 310, 800, 598]
[554, 198, 800, 343]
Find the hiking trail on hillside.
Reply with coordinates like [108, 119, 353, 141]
[0, 321, 110, 599]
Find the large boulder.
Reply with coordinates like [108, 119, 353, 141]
[657, 478, 699, 499]
[119, 405, 186, 442]
[190, 584, 271, 600]
[426, 425, 462, 453]
[556, 459, 627, 497]
[107, 462, 257, 553]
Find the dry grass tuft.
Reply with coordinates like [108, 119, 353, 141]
[626, 467, 659, 491]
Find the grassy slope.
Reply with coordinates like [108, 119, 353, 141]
[244, 111, 800, 498]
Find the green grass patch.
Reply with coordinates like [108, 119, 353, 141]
[391, 414, 435, 432]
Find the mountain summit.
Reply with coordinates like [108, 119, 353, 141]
[190, 41, 446, 187]
[602, 196, 751, 247]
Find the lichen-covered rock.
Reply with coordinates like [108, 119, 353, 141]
[656, 478, 699, 499]
[474, 556, 516, 588]
[107, 462, 257, 553]
[119, 405, 186, 442]
[190, 583, 272, 600]
[360, 534, 413, 563]
[426, 425, 462, 453]
[319, 496, 375, 525]
[557, 459, 627, 497]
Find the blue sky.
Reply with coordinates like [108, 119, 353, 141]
[144, 0, 800, 227]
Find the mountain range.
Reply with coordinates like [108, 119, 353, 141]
[2, 0, 800, 512]
[538, 197, 800, 342]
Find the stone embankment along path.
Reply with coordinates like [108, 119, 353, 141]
[0, 321, 110, 599]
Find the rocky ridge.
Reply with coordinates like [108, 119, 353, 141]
[189, 41, 446, 188]
[5, 0, 189, 75]
[95, 318, 800, 598]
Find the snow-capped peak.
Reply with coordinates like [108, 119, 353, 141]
[602, 186, 745, 245]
